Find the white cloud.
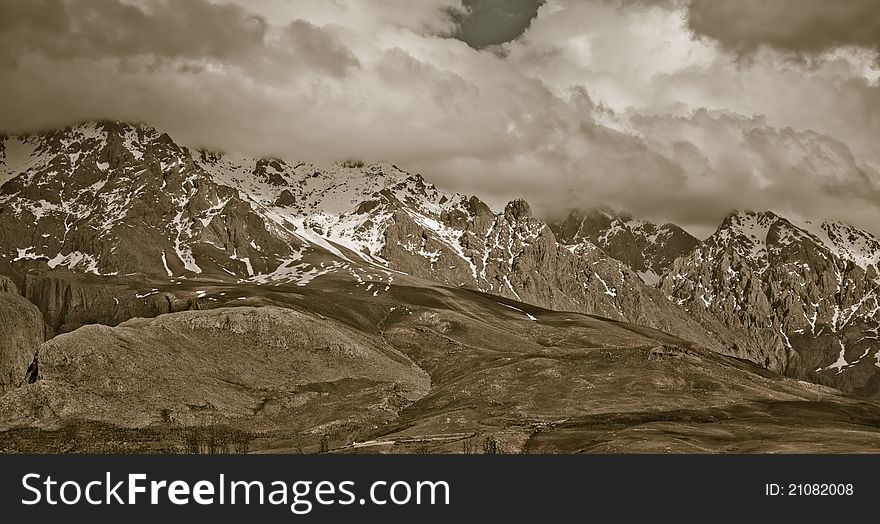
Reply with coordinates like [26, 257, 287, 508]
[505, 0, 717, 110]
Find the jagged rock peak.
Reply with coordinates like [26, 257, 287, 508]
[504, 199, 532, 220]
[549, 207, 699, 281]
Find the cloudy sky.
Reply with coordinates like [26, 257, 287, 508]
[1, 0, 879, 236]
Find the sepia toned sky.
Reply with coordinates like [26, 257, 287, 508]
[1, 0, 879, 236]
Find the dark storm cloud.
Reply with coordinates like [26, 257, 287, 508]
[456, 0, 543, 48]
[0, 0, 362, 133]
[685, 0, 880, 57]
[0, 0, 268, 65]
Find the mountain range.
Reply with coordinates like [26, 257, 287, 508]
[1, 121, 879, 452]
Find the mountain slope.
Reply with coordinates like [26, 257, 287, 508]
[3, 121, 880, 452]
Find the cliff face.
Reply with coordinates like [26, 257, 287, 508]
[0, 292, 44, 393]
[22, 271, 201, 335]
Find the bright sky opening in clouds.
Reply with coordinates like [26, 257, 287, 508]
[1, 0, 879, 237]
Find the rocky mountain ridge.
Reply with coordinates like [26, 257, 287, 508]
[658, 210, 880, 397]
[0, 121, 744, 360]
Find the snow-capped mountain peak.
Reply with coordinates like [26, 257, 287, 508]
[707, 210, 880, 277]
[797, 219, 880, 273]
[709, 210, 779, 269]
[661, 207, 880, 398]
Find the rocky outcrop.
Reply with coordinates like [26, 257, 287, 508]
[0, 292, 44, 393]
[0, 306, 429, 433]
[0, 275, 16, 294]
